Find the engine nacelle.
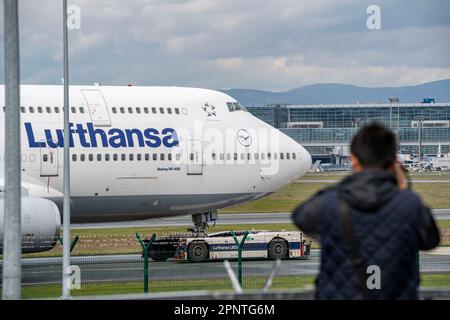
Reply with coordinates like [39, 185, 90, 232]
[0, 197, 61, 253]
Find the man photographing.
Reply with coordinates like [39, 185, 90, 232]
[292, 123, 440, 299]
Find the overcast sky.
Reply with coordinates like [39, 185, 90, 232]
[0, 0, 449, 91]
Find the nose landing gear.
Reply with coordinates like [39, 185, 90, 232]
[188, 210, 218, 236]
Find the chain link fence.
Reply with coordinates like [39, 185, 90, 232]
[1, 233, 449, 299]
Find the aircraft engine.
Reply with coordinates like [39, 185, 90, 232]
[0, 197, 61, 253]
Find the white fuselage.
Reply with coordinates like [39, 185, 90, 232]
[0, 85, 311, 222]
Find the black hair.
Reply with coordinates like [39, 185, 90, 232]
[350, 122, 397, 169]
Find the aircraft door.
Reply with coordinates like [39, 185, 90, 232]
[40, 146, 59, 177]
[81, 89, 111, 126]
[187, 138, 203, 175]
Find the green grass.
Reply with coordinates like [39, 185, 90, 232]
[220, 182, 329, 213]
[14, 275, 315, 299]
[438, 220, 450, 229]
[220, 177, 450, 214]
[420, 274, 450, 287]
[301, 172, 450, 181]
[7, 273, 450, 299]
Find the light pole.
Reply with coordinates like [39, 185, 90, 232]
[2, 0, 22, 300]
[61, 0, 72, 299]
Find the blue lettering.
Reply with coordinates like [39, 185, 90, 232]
[143, 128, 161, 148]
[25, 123, 46, 148]
[24, 122, 178, 149]
[125, 128, 145, 147]
[108, 128, 127, 148]
[76, 123, 90, 147]
[162, 128, 179, 147]
[44, 129, 64, 148]
[87, 123, 108, 147]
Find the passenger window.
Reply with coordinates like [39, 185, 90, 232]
[80, 107, 85, 113]
[212, 153, 216, 160]
[174, 108, 180, 114]
[144, 107, 149, 114]
[20, 106, 25, 113]
[80, 154, 85, 161]
[153, 154, 157, 161]
[97, 154, 102, 161]
[105, 154, 110, 161]
[292, 153, 296, 160]
[176, 153, 181, 161]
[159, 107, 164, 114]
[168, 153, 172, 161]
[71, 107, 76, 113]
[280, 153, 284, 160]
[43, 154, 48, 162]
[88, 154, 93, 161]
[145, 154, 150, 161]
[152, 107, 157, 114]
[240, 153, 245, 160]
[220, 153, 224, 161]
[129, 154, 134, 161]
[113, 154, 118, 161]
[29, 107, 35, 113]
[72, 154, 77, 161]
[227, 153, 231, 161]
[112, 107, 117, 114]
[160, 153, 165, 161]
[190, 153, 194, 161]
[37, 107, 43, 113]
[121, 154, 126, 161]
[167, 108, 172, 114]
[54, 107, 60, 113]
[247, 153, 251, 160]
[287, 153, 291, 160]
[120, 107, 125, 114]
[261, 153, 265, 160]
[234, 153, 238, 161]
[137, 154, 142, 161]
[128, 107, 133, 114]
[254, 153, 259, 160]
[46, 107, 52, 113]
[136, 108, 141, 114]
[267, 153, 271, 159]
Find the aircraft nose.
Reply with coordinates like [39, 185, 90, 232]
[285, 134, 311, 178]
[301, 146, 312, 173]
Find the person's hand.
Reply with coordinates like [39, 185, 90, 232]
[393, 161, 408, 190]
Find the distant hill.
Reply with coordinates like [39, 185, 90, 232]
[220, 79, 450, 107]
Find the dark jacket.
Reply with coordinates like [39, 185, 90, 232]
[292, 170, 440, 300]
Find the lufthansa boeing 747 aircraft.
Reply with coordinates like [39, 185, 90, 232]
[0, 85, 311, 252]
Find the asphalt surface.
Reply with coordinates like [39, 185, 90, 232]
[72, 209, 450, 229]
[4, 250, 449, 286]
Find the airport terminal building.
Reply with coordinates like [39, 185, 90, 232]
[247, 101, 450, 163]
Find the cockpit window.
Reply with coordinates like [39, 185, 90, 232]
[227, 102, 247, 112]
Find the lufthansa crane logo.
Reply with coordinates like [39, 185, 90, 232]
[201, 102, 216, 117]
[237, 129, 252, 147]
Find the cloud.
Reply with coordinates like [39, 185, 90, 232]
[0, 0, 449, 90]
